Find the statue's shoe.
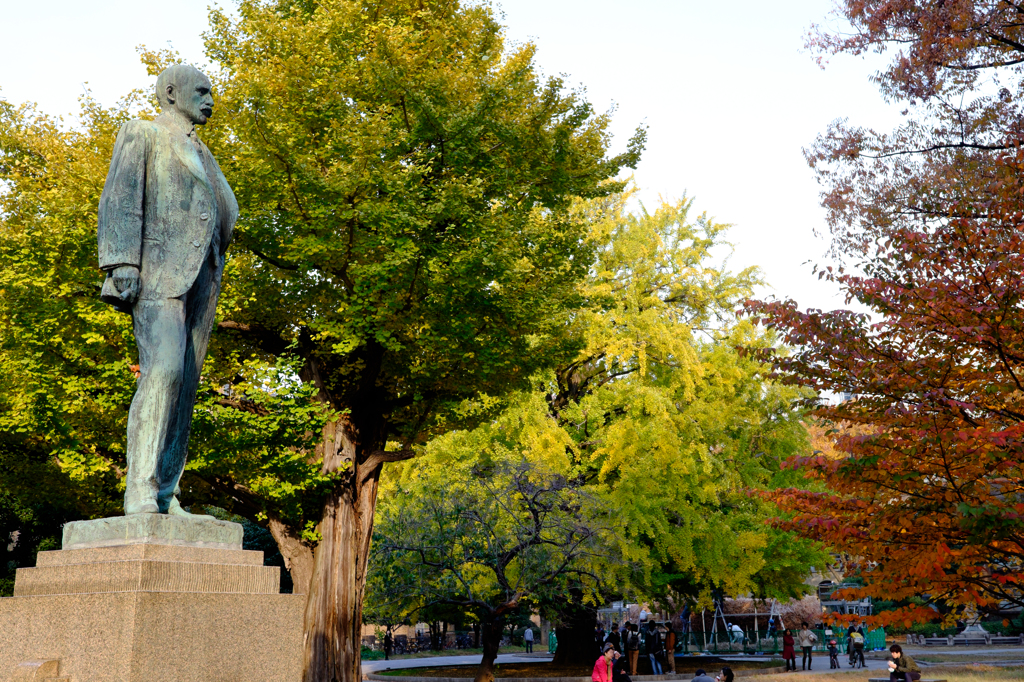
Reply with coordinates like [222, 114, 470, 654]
[166, 497, 216, 519]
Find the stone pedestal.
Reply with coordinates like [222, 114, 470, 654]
[0, 515, 304, 682]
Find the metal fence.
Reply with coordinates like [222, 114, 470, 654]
[674, 627, 886, 655]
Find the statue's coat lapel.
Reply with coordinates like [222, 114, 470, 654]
[155, 115, 215, 194]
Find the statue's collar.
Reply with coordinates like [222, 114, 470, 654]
[157, 111, 198, 138]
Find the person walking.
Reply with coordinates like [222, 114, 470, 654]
[781, 629, 796, 671]
[644, 621, 664, 675]
[798, 622, 818, 670]
[523, 626, 534, 653]
[625, 622, 640, 676]
[887, 644, 921, 682]
[593, 643, 620, 682]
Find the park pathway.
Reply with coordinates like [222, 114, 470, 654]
[362, 652, 894, 676]
[364, 653, 555, 674]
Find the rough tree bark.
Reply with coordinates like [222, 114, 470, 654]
[268, 513, 315, 595]
[475, 618, 504, 682]
[300, 415, 413, 682]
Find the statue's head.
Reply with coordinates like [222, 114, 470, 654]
[156, 64, 214, 126]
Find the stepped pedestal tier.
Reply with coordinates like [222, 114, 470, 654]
[0, 515, 304, 682]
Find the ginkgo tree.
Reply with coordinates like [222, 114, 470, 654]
[197, 2, 643, 679]
[557, 194, 820, 607]
[371, 391, 605, 682]
[366, 194, 824, 669]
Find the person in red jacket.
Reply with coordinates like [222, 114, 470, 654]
[593, 643, 620, 682]
[781, 629, 796, 672]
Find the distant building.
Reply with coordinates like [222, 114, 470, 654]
[806, 559, 872, 617]
[817, 580, 872, 617]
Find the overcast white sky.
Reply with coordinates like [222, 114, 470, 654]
[0, 0, 900, 312]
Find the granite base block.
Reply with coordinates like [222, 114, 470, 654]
[36, 544, 264, 568]
[13, 557, 280, 596]
[3, 526, 301, 681]
[62, 515, 243, 551]
[0, 591, 304, 682]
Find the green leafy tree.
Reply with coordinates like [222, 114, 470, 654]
[366, 195, 824, 666]
[550, 195, 822, 619]
[0, 95, 137, 531]
[187, 1, 645, 678]
[371, 406, 606, 682]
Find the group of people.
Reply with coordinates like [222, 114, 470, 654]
[593, 619, 674, 678]
[589, 616, 917, 682]
[779, 621, 871, 671]
[591, 642, 735, 682]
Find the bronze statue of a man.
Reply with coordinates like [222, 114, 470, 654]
[97, 64, 237, 516]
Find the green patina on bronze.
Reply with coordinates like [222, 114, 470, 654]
[96, 65, 239, 517]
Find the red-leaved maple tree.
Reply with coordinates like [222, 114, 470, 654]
[746, 0, 1024, 626]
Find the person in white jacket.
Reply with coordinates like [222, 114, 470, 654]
[798, 622, 818, 670]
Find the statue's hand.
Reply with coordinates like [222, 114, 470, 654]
[112, 265, 141, 303]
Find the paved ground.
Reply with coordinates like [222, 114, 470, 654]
[363, 653, 894, 675]
[364, 653, 555, 674]
[364, 645, 1024, 677]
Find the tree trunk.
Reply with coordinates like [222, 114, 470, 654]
[551, 597, 597, 666]
[268, 513, 315, 594]
[301, 417, 388, 682]
[475, 618, 503, 682]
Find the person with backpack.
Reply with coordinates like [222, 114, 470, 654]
[624, 622, 640, 676]
[798, 622, 818, 670]
[849, 627, 866, 668]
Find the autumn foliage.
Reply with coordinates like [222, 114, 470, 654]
[747, 0, 1024, 626]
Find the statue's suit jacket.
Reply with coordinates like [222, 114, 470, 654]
[97, 113, 238, 310]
